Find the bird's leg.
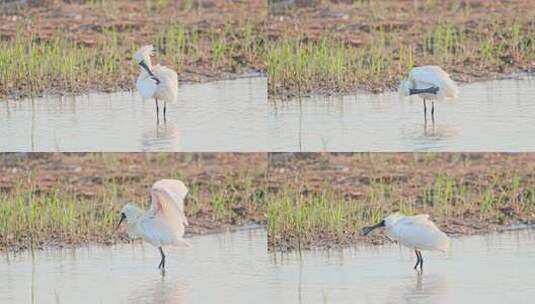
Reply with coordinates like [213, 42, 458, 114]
[158, 246, 166, 270]
[163, 100, 167, 123]
[431, 101, 435, 120]
[413, 249, 421, 270]
[419, 251, 424, 272]
[155, 98, 160, 122]
[423, 99, 428, 122]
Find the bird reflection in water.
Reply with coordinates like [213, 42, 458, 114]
[141, 123, 182, 151]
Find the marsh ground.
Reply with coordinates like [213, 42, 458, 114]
[267, 0, 535, 97]
[3, 153, 535, 253]
[0, 0, 266, 98]
[267, 153, 535, 251]
[3, 1, 533, 99]
[0, 153, 268, 251]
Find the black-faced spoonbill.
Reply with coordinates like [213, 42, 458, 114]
[399, 65, 459, 121]
[116, 179, 190, 273]
[361, 213, 450, 272]
[133, 45, 178, 123]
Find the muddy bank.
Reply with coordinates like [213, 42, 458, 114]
[0, 0, 266, 98]
[0, 153, 268, 251]
[267, 153, 535, 251]
[267, 0, 535, 97]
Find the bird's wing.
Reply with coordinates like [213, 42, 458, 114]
[410, 67, 443, 89]
[153, 65, 178, 103]
[395, 216, 450, 252]
[136, 214, 177, 246]
[150, 179, 189, 229]
[411, 66, 458, 99]
[136, 72, 158, 100]
[427, 66, 459, 98]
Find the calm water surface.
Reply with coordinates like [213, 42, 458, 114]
[270, 76, 535, 151]
[2, 76, 535, 152]
[1, 228, 268, 304]
[2, 229, 535, 303]
[2, 76, 535, 151]
[0, 77, 267, 152]
[269, 229, 535, 303]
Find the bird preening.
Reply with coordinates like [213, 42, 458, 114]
[134, 45, 178, 123]
[361, 213, 450, 272]
[115, 179, 191, 274]
[399, 65, 459, 122]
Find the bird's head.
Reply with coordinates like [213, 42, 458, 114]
[361, 212, 404, 236]
[134, 45, 155, 75]
[361, 219, 385, 236]
[115, 203, 142, 231]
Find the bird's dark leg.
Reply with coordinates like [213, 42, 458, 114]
[431, 101, 435, 121]
[423, 98, 427, 122]
[419, 251, 424, 272]
[163, 100, 167, 123]
[158, 246, 166, 270]
[413, 249, 421, 270]
[155, 98, 160, 123]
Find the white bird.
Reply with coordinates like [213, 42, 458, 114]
[133, 45, 178, 122]
[399, 65, 459, 120]
[116, 179, 191, 272]
[361, 213, 450, 272]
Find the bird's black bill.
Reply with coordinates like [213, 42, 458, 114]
[139, 60, 155, 77]
[361, 220, 385, 236]
[115, 213, 126, 231]
[139, 60, 161, 84]
[409, 86, 439, 95]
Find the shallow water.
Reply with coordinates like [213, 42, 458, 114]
[1, 228, 269, 304]
[269, 229, 535, 303]
[2, 229, 535, 303]
[0, 77, 267, 152]
[270, 76, 535, 151]
[2, 77, 535, 152]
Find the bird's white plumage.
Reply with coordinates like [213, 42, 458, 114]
[399, 65, 459, 101]
[384, 213, 450, 252]
[120, 179, 190, 248]
[150, 179, 189, 226]
[134, 45, 178, 104]
[134, 45, 154, 65]
[137, 73, 158, 99]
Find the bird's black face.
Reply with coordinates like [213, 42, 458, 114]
[361, 219, 385, 236]
[115, 212, 127, 231]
